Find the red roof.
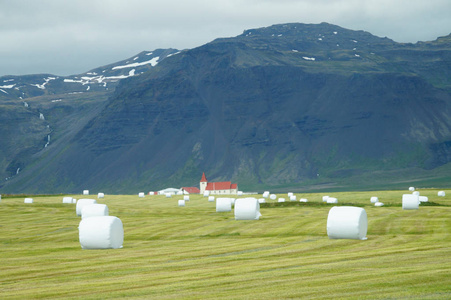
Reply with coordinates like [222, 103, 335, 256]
[200, 172, 208, 182]
[182, 187, 200, 194]
[206, 181, 234, 191]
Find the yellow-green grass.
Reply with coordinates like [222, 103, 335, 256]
[0, 190, 450, 299]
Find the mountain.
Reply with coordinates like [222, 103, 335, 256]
[1, 23, 451, 194]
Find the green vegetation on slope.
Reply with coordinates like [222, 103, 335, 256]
[0, 190, 450, 299]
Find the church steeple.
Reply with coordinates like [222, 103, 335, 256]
[200, 172, 208, 193]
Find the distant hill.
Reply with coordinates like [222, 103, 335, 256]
[1, 23, 450, 194]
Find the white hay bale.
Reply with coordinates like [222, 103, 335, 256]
[278, 198, 286, 203]
[258, 198, 265, 203]
[409, 187, 415, 191]
[322, 195, 329, 202]
[208, 196, 215, 202]
[402, 194, 419, 210]
[269, 194, 276, 200]
[76, 198, 97, 216]
[327, 206, 368, 240]
[72, 198, 77, 204]
[438, 191, 445, 197]
[288, 192, 293, 197]
[97, 192, 105, 198]
[370, 197, 378, 203]
[262, 191, 270, 198]
[183, 195, 189, 201]
[24, 198, 33, 204]
[83, 190, 89, 195]
[375, 202, 384, 207]
[290, 195, 297, 201]
[62, 197, 73, 204]
[327, 197, 338, 204]
[203, 191, 210, 197]
[165, 193, 172, 198]
[178, 200, 185, 207]
[216, 198, 232, 212]
[138, 192, 145, 198]
[419, 196, 428, 203]
[79, 216, 123, 249]
[81, 204, 109, 219]
[237, 191, 243, 196]
[299, 198, 308, 202]
[412, 191, 420, 196]
[234, 198, 261, 220]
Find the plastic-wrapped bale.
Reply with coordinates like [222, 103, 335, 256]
[62, 197, 73, 204]
[412, 191, 420, 196]
[269, 194, 276, 200]
[234, 198, 262, 220]
[322, 196, 329, 202]
[98, 193, 105, 198]
[183, 195, 189, 201]
[419, 196, 428, 203]
[178, 200, 185, 207]
[216, 198, 232, 212]
[327, 206, 368, 240]
[438, 191, 445, 197]
[76, 199, 97, 216]
[82, 204, 109, 219]
[237, 191, 243, 196]
[288, 192, 293, 197]
[203, 191, 210, 197]
[72, 198, 77, 204]
[327, 197, 338, 204]
[165, 193, 172, 198]
[402, 194, 419, 210]
[79, 216, 123, 249]
[208, 196, 215, 202]
[258, 198, 265, 203]
[375, 202, 384, 207]
[278, 198, 286, 203]
[409, 187, 415, 192]
[370, 197, 378, 203]
[83, 190, 89, 195]
[262, 191, 270, 198]
[290, 195, 296, 201]
[299, 198, 308, 202]
[24, 198, 33, 203]
[138, 192, 145, 198]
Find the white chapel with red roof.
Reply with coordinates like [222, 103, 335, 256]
[200, 172, 238, 195]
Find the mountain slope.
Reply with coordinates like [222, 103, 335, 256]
[1, 23, 451, 193]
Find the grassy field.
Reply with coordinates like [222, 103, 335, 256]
[0, 189, 450, 299]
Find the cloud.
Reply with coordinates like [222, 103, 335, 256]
[0, 0, 450, 76]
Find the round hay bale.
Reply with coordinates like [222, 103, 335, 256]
[262, 191, 270, 198]
[62, 197, 73, 204]
[183, 195, 189, 201]
[258, 198, 265, 203]
[438, 191, 445, 197]
[288, 192, 293, 197]
[327, 197, 338, 204]
[72, 198, 77, 204]
[83, 190, 89, 195]
[76, 199, 97, 216]
[203, 191, 210, 197]
[81, 204, 109, 219]
[269, 194, 276, 200]
[138, 192, 145, 198]
[165, 193, 172, 198]
[216, 198, 232, 212]
[208, 196, 215, 202]
[290, 195, 297, 201]
[278, 198, 286, 203]
[178, 200, 185, 207]
[237, 191, 243, 196]
[412, 191, 420, 196]
[419, 196, 428, 203]
[24, 198, 33, 204]
[327, 206, 368, 240]
[409, 187, 415, 192]
[79, 216, 123, 249]
[234, 198, 261, 220]
[322, 196, 329, 202]
[402, 194, 419, 210]
[98, 193, 105, 198]
[375, 202, 384, 207]
[370, 197, 378, 203]
[299, 198, 308, 202]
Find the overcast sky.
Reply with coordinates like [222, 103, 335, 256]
[1, 0, 450, 77]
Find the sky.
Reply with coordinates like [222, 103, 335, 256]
[1, 0, 450, 77]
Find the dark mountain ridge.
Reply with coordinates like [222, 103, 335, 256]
[1, 23, 451, 193]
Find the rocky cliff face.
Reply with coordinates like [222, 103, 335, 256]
[1, 23, 451, 193]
